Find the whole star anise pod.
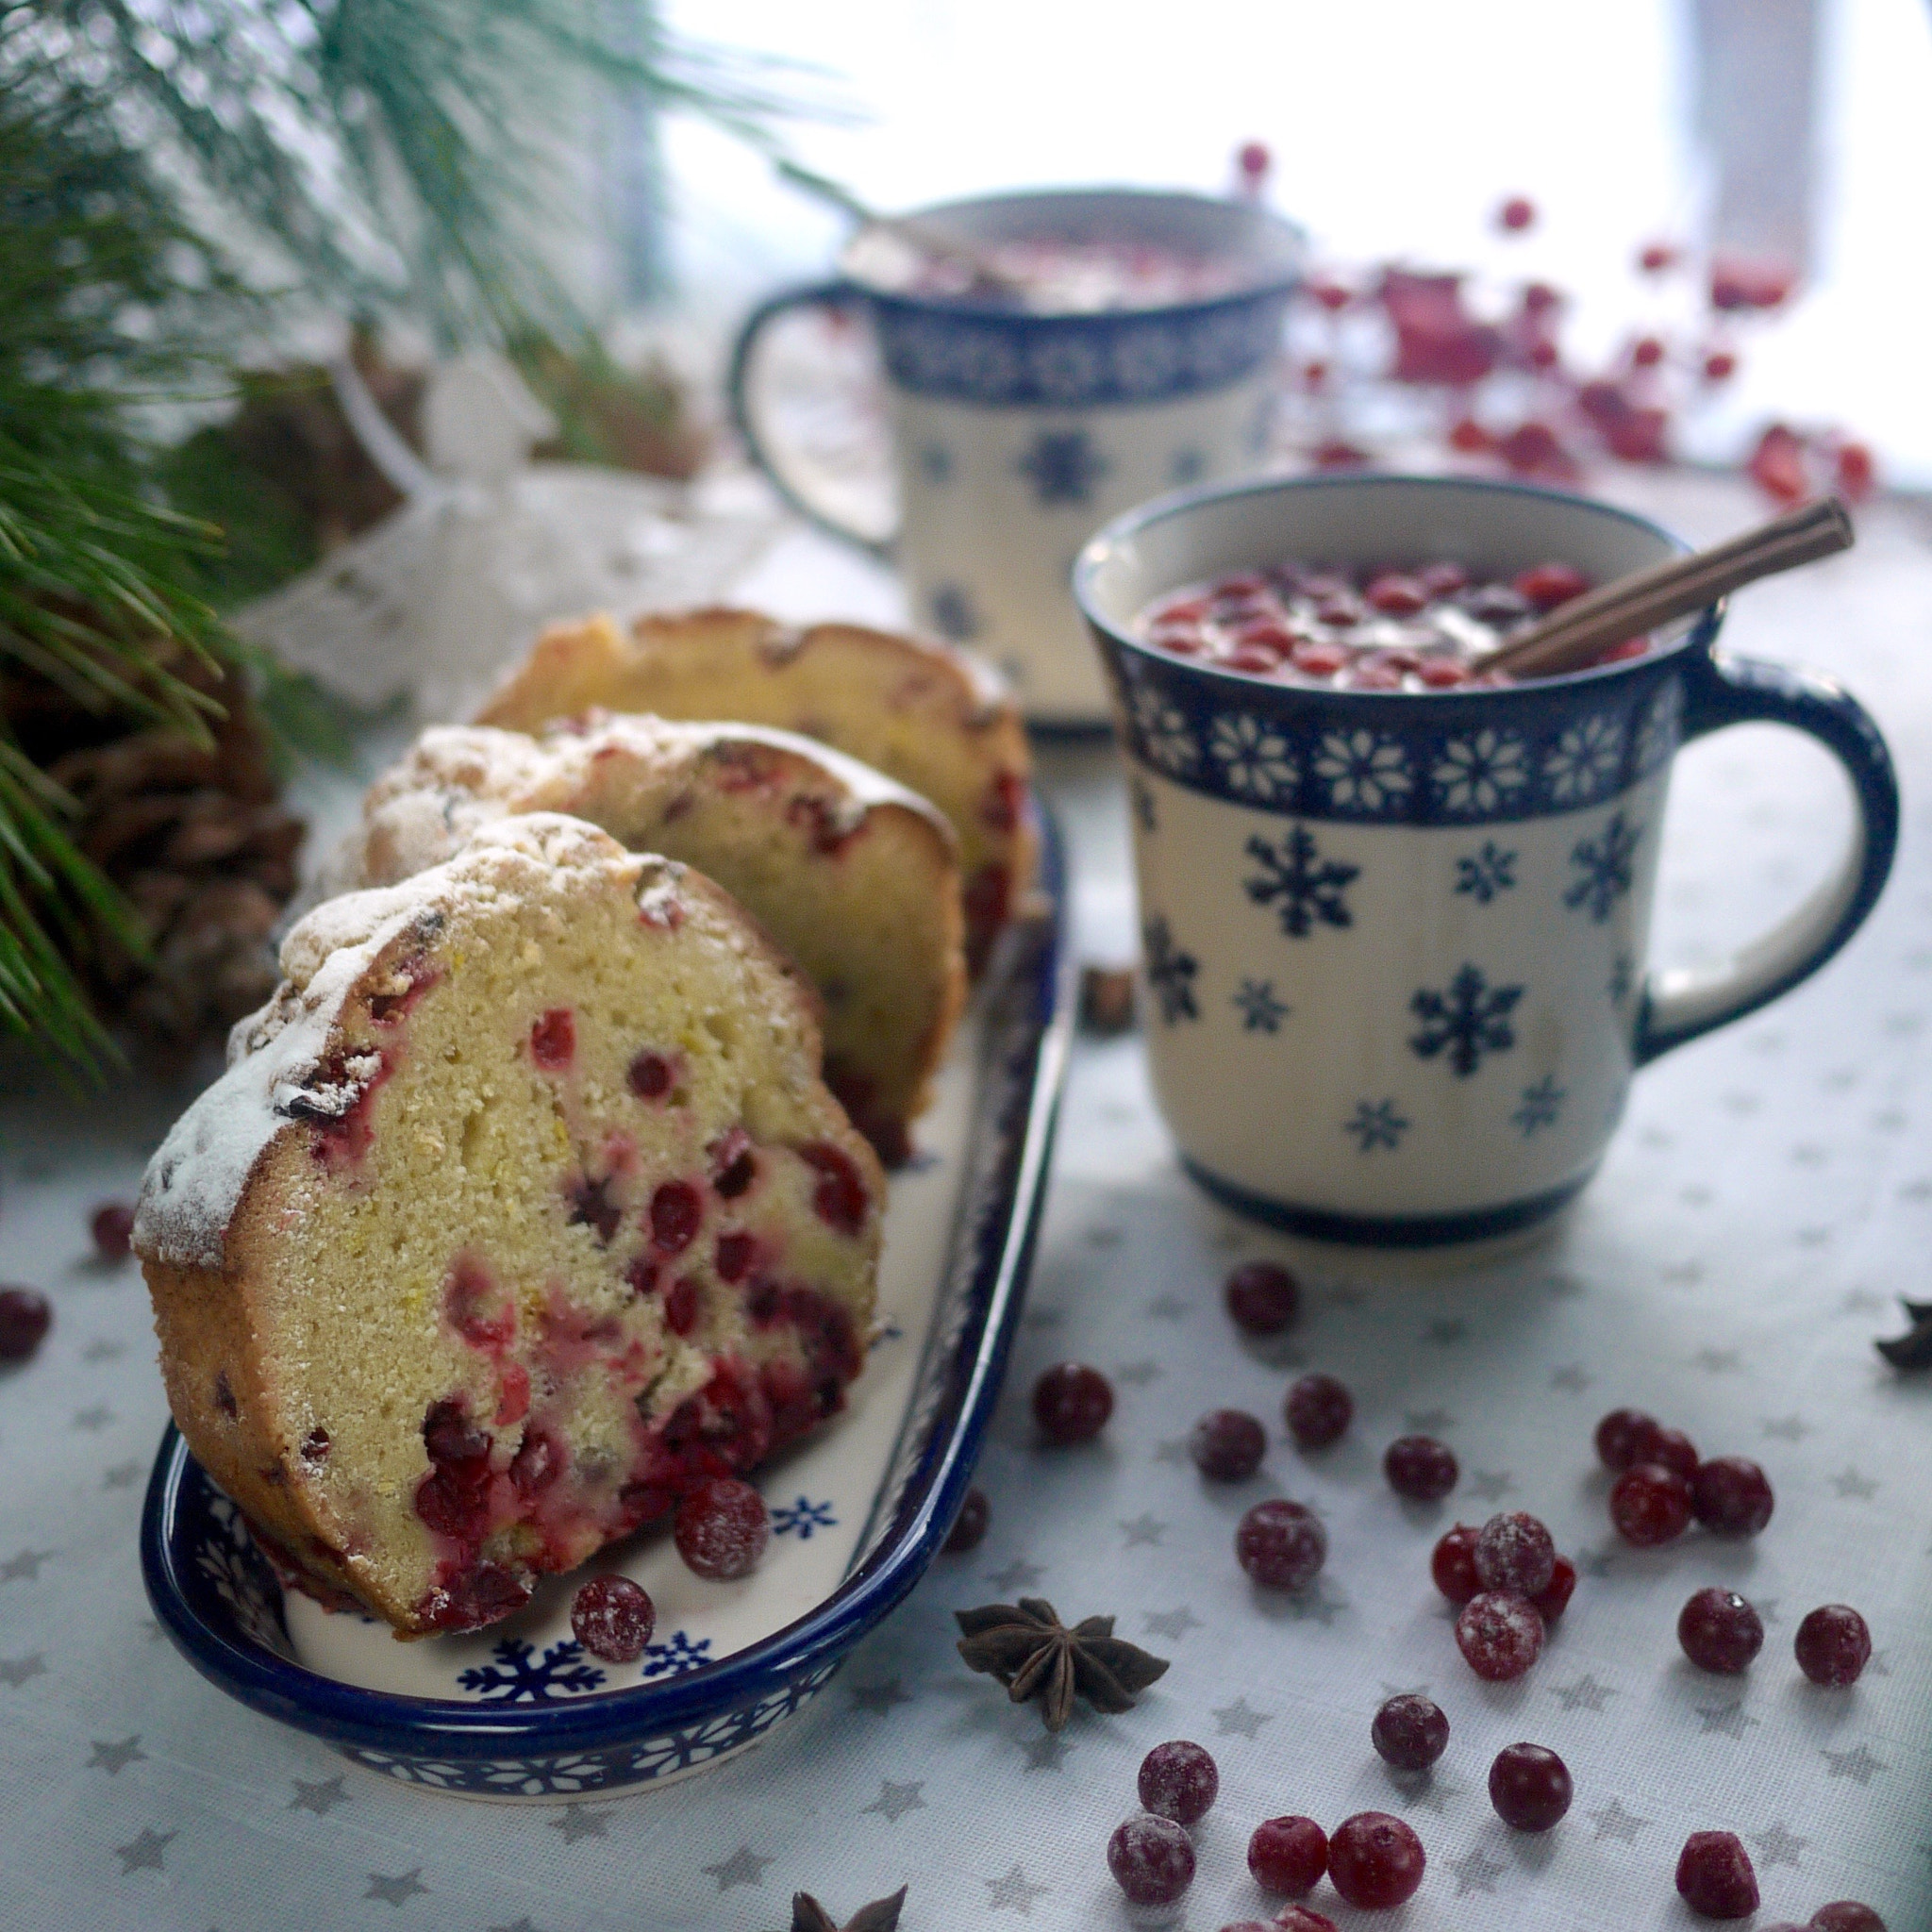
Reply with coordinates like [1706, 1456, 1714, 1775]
[956, 1597, 1169, 1731]
[791, 1885, 907, 1932]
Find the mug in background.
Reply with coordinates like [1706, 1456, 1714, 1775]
[730, 189, 1301, 724]
[1075, 474, 1899, 1248]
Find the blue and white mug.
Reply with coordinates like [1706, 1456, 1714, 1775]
[729, 188, 1301, 724]
[1074, 473, 1899, 1248]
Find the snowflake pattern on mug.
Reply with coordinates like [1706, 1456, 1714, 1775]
[1432, 728, 1530, 815]
[1565, 811, 1643, 923]
[1129, 681, 1201, 775]
[1312, 728, 1412, 813]
[1512, 1074, 1566, 1137]
[1410, 964, 1524, 1077]
[1634, 676, 1685, 772]
[1142, 915, 1200, 1024]
[1017, 426, 1108, 507]
[1342, 1098, 1410, 1152]
[1455, 841, 1518, 903]
[1209, 712, 1297, 801]
[1232, 978, 1291, 1032]
[1243, 827, 1358, 937]
[1542, 714, 1625, 805]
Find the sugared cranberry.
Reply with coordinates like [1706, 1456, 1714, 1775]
[1385, 1435, 1457, 1502]
[1431, 1524, 1482, 1604]
[571, 1575, 656, 1662]
[1676, 1831, 1759, 1919]
[943, 1485, 990, 1554]
[1515, 561, 1591, 611]
[1107, 1812, 1194, 1907]
[1690, 1457, 1774, 1538]
[650, 1180, 702, 1256]
[1678, 1588, 1764, 1674]
[1794, 1604, 1872, 1686]
[90, 1202, 135, 1260]
[1810, 1903, 1888, 1931]
[1327, 1812, 1425, 1909]
[1594, 1410, 1657, 1474]
[674, 1476, 769, 1580]
[1530, 1553, 1577, 1622]
[1489, 1741, 1572, 1831]
[1248, 1815, 1327, 1896]
[0, 1287, 52, 1362]
[1456, 1591, 1545, 1681]
[1236, 1498, 1326, 1591]
[1372, 1693, 1449, 1771]
[1609, 1461, 1693, 1545]
[1190, 1407, 1266, 1481]
[1031, 1362, 1112, 1443]
[1651, 1425, 1700, 1478]
[1139, 1740, 1218, 1825]
[1285, 1373, 1352, 1449]
[1474, 1510, 1556, 1597]
[1224, 1258, 1299, 1334]
[627, 1049, 674, 1099]
[529, 1008, 575, 1070]
[1268, 1910, 1339, 1932]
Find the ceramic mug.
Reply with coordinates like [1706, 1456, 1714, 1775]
[1074, 473, 1899, 1248]
[728, 189, 1302, 724]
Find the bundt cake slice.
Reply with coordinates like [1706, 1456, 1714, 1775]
[328, 715, 966, 1164]
[474, 608, 1035, 974]
[133, 814, 884, 1638]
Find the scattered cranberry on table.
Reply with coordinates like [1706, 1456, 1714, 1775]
[0, 1287, 52, 1363]
[1285, 1372, 1353, 1449]
[1676, 1830, 1760, 1919]
[1326, 1811, 1426, 1909]
[1488, 1741, 1573, 1831]
[90, 1201, 135, 1260]
[1248, 1815, 1327, 1896]
[1793, 1604, 1872, 1687]
[1595, 1406, 1664, 1471]
[1190, 1407, 1267, 1481]
[1107, 1812, 1195, 1907]
[1473, 1510, 1557, 1597]
[673, 1477, 770, 1581]
[1139, 1739, 1219, 1825]
[1384, 1434, 1458, 1502]
[1268, 1909, 1340, 1932]
[942, 1485, 990, 1554]
[569, 1574, 656, 1662]
[1530, 1552, 1578, 1622]
[1372, 1692, 1449, 1771]
[1224, 1259, 1300, 1335]
[1650, 1425, 1701, 1479]
[1678, 1588, 1764, 1674]
[1235, 1497, 1327, 1591]
[1690, 1456, 1775, 1538]
[1429, 1524, 1482, 1605]
[1608, 1461, 1693, 1545]
[1031, 1362, 1112, 1443]
[1456, 1591, 1545, 1681]
[1809, 1903, 1889, 1931]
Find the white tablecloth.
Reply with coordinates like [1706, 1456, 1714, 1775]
[1, 469, 1927, 1931]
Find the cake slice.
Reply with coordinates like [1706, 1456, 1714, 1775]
[475, 608, 1035, 974]
[134, 814, 884, 1638]
[328, 715, 965, 1164]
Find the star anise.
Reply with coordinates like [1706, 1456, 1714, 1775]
[1876, 1295, 1932, 1371]
[956, 1597, 1170, 1731]
[791, 1885, 907, 1932]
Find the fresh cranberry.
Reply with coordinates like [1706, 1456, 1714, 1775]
[1248, 1816, 1326, 1896]
[1107, 1813, 1194, 1907]
[1031, 1362, 1112, 1443]
[1676, 1831, 1759, 1919]
[1372, 1692, 1449, 1771]
[1236, 1498, 1326, 1591]
[1810, 1904, 1888, 1931]
[1456, 1591, 1545, 1681]
[1474, 1510, 1556, 1597]
[1430, 1524, 1482, 1604]
[627, 1049, 674, 1099]
[90, 1202, 135, 1260]
[1794, 1604, 1872, 1686]
[1514, 561, 1591, 611]
[1327, 1812, 1425, 1909]
[1678, 1589, 1764, 1674]
[943, 1485, 990, 1554]
[1224, 1258, 1299, 1334]
[529, 1008, 575, 1071]
[1595, 1407, 1662, 1469]
[1190, 1407, 1266, 1481]
[1690, 1457, 1774, 1537]
[1497, 195, 1536, 232]
[650, 1180, 703, 1256]
[571, 1575, 656, 1662]
[663, 1275, 700, 1337]
[1489, 1742, 1572, 1831]
[674, 1476, 770, 1580]
[1609, 1462, 1693, 1545]
[1139, 1740, 1218, 1825]
[799, 1141, 869, 1235]
[1651, 1426, 1700, 1479]
[0, 1287, 52, 1362]
[1268, 1911, 1339, 1932]
[1530, 1553, 1577, 1622]
[1385, 1435, 1458, 1502]
[1285, 1373, 1352, 1449]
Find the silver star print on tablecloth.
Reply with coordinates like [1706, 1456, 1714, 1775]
[860, 1780, 925, 1824]
[365, 1868, 427, 1906]
[87, 1737, 144, 1774]
[114, 1829, 174, 1874]
[701, 1845, 773, 1890]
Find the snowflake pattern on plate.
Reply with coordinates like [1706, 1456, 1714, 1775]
[1343, 1099, 1410, 1152]
[1433, 728, 1530, 815]
[1142, 916, 1199, 1024]
[457, 1639, 605, 1705]
[1512, 1075, 1566, 1137]
[1410, 964, 1524, 1077]
[1313, 728, 1412, 813]
[195, 1498, 291, 1658]
[771, 1496, 838, 1540]
[1243, 827, 1358, 937]
[1209, 713, 1297, 802]
[1128, 682, 1200, 775]
[1232, 978, 1290, 1032]
[639, 1630, 712, 1680]
[1634, 677, 1684, 772]
[1455, 841, 1518, 903]
[1565, 811, 1643, 923]
[1542, 714, 1625, 805]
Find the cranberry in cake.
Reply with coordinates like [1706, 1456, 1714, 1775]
[133, 814, 883, 1638]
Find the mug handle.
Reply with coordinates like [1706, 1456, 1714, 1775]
[1633, 647, 1900, 1065]
[726, 280, 895, 561]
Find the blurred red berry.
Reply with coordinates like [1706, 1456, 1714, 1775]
[1835, 442, 1876, 500]
[1748, 424, 1810, 506]
[1639, 241, 1680, 274]
[1310, 279, 1353, 313]
[1238, 141, 1272, 183]
[1447, 416, 1491, 454]
[1497, 196, 1537, 233]
[1631, 336, 1665, 368]
[1703, 350, 1738, 382]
